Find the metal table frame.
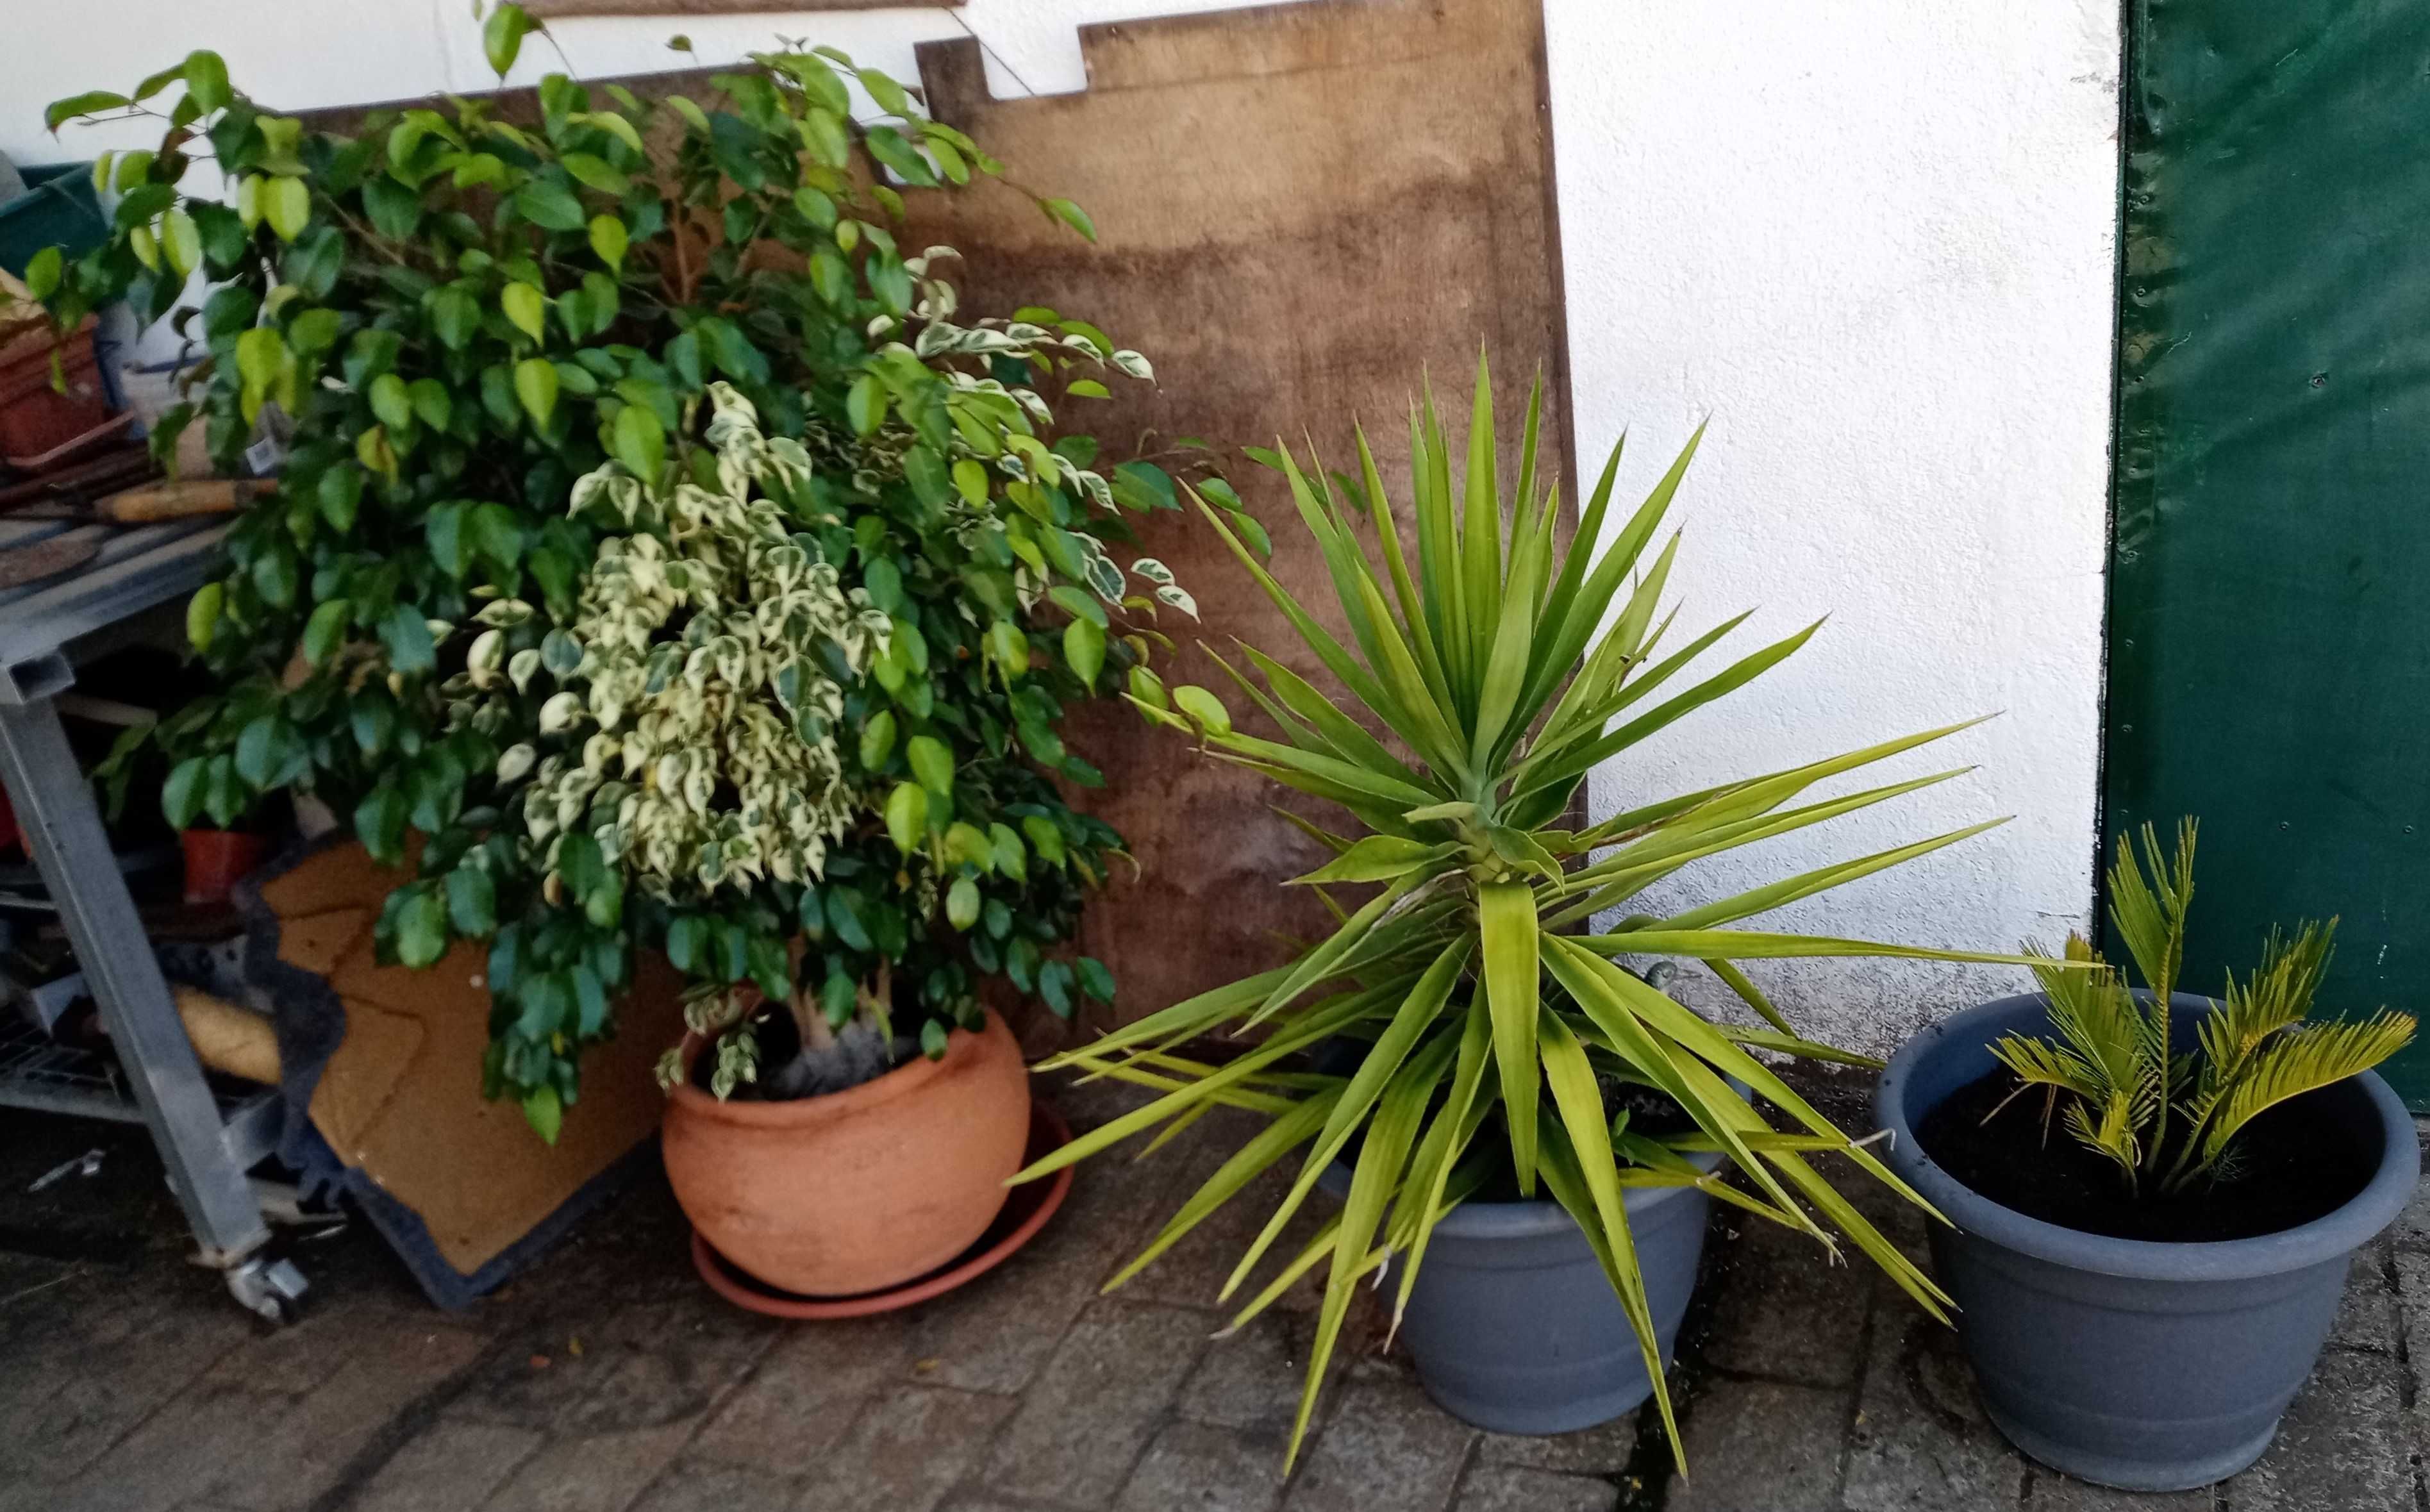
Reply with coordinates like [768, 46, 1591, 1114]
[0, 515, 305, 1320]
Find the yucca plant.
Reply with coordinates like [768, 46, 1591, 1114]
[1992, 819, 2415, 1198]
[1010, 354, 2061, 1469]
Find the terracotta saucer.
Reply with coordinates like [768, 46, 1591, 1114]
[689, 1100, 1074, 1319]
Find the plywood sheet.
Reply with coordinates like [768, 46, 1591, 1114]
[904, 0, 1569, 1034]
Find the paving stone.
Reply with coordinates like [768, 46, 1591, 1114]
[479, 1422, 702, 1512]
[2329, 1245, 2401, 1353]
[797, 1384, 1017, 1512]
[1111, 1109, 1328, 1316]
[0, 1265, 252, 1489]
[899, 1245, 1100, 1395]
[2396, 1248, 2430, 1452]
[981, 1300, 1211, 1506]
[1843, 1279, 2026, 1512]
[352, 1420, 545, 1512]
[1284, 1370, 1474, 1512]
[2021, 1468, 2211, 1509]
[38, 1315, 485, 1512]
[1179, 1311, 1316, 1436]
[559, 1299, 781, 1435]
[1665, 1379, 1845, 1512]
[1472, 1411, 1638, 1476]
[1451, 1464, 1619, 1512]
[2389, 1127, 2430, 1250]
[1113, 1420, 1289, 1512]
[629, 1458, 801, 1511]
[688, 1317, 909, 1476]
[2229, 1345, 2412, 1512]
[1701, 1212, 1873, 1388]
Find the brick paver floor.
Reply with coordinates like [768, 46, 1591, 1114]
[0, 1071, 2418, 1511]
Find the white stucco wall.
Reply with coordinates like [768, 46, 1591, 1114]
[0, 0, 1281, 168]
[1546, 1, 2121, 1051]
[0, 2, 2120, 1052]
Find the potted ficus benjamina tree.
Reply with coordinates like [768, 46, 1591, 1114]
[29, 6, 1242, 1298]
[1876, 820, 2418, 1490]
[1013, 356, 2060, 1470]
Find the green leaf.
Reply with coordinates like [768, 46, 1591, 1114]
[381, 602, 436, 674]
[587, 213, 628, 272]
[319, 466, 362, 533]
[429, 286, 479, 351]
[908, 735, 954, 797]
[611, 403, 665, 482]
[263, 177, 310, 242]
[885, 782, 928, 852]
[162, 758, 208, 829]
[846, 374, 885, 436]
[559, 152, 628, 194]
[45, 91, 130, 134]
[1062, 617, 1106, 688]
[1041, 197, 1097, 243]
[303, 597, 352, 665]
[945, 876, 981, 931]
[368, 372, 413, 431]
[1172, 685, 1230, 736]
[185, 581, 223, 651]
[522, 1084, 563, 1143]
[1038, 959, 1076, 1018]
[354, 784, 408, 865]
[859, 709, 898, 772]
[183, 51, 231, 112]
[21, 246, 62, 303]
[483, 3, 538, 77]
[501, 281, 547, 344]
[446, 867, 497, 936]
[514, 180, 585, 232]
[514, 357, 559, 426]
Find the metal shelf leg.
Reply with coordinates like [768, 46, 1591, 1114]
[0, 697, 272, 1272]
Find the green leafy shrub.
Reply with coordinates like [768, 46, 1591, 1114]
[1013, 356, 2059, 1469]
[28, 8, 1243, 1133]
[1992, 819, 2415, 1196]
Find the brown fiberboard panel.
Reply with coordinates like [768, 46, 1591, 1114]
[903, 0, 1570, 1038]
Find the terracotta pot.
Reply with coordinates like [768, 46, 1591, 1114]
[181, 827, 270, 905]
[662, 1008, 1032, 1297]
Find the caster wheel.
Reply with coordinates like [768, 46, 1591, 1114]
[224, 1255, 310, 1327]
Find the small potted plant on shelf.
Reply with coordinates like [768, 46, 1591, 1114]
[1874, 820, 2418, 1491]
[1013, 356, 2058, 1469]
[93, 694, 277, 905]
[28, 7, 1242, 1298]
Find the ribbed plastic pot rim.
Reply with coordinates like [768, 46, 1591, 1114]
[1875, 992, 2420, 1284]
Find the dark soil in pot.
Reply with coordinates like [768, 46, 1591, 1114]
[1914, 1070, 2376, 1243]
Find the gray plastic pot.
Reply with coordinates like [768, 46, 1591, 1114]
[1319, 1145, 1720, 1434]
[1875, 991, 2418, 1491]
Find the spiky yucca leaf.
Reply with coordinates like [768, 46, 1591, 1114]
[1015, 352, 2053, 1472]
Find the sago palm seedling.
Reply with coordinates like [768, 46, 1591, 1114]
[1991, 819, 2414, 1196]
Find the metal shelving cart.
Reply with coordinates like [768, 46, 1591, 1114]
[0, 511, 306, 1322]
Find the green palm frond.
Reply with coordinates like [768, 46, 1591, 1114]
[2197, 1012, 2416, 1166]
[2109, 818, 2197, 1004]
[1031, 351, 2042, 1473]
[1987, 824, 2412, 1195]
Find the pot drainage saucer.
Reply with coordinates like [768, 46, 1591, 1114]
[689, 1100, 1074, 1318]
